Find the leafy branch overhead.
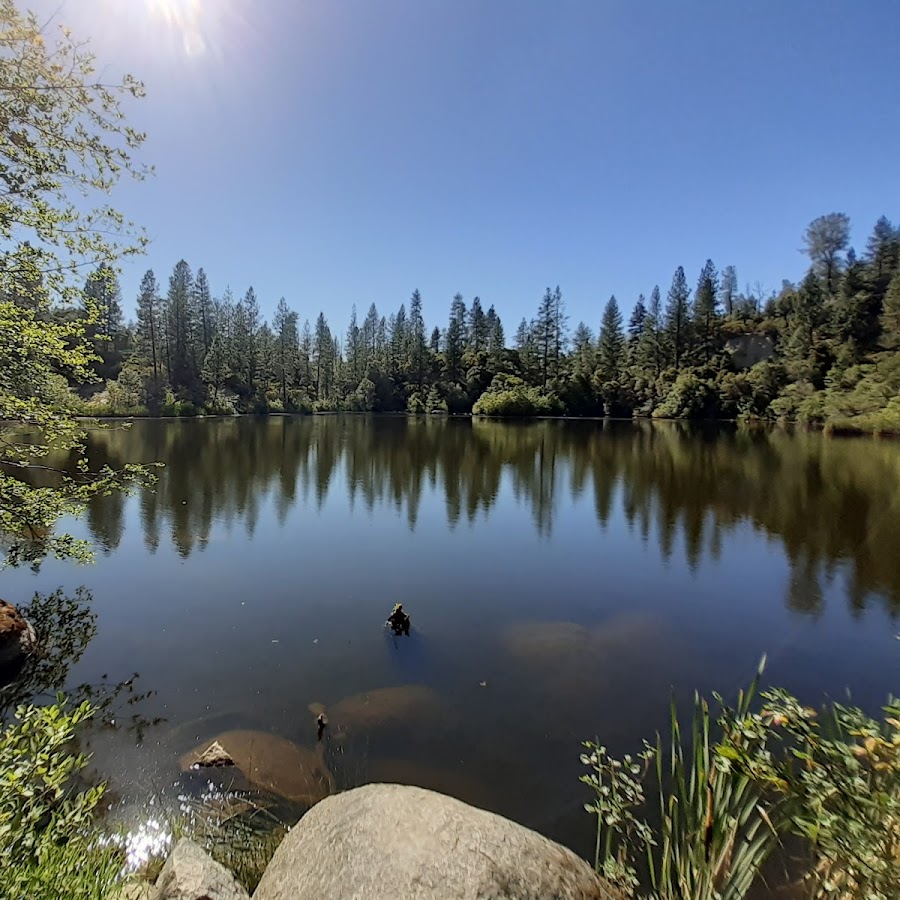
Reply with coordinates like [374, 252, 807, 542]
[0, 0, 154, 568]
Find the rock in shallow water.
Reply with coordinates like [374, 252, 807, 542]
[0, 599, 36, 669]
[252, 783, 620, 900]
[179, 730, 332, 806]
[153, 838, 248, 900]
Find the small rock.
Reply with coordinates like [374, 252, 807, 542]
[0, 599, 36, 669]
[152, 838, 248, 900]
[252, 783, 619, 900]
[190, 740, 235, 769]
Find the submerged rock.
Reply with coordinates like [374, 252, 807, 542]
[152, 838, 248, 900]
[179, 730, 332, 806]
[309, 684, 441, 738]
[189, 740, 235, 769]
[252, 783, 618, 900]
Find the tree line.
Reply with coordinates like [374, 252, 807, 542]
[82, 212, 900, 429]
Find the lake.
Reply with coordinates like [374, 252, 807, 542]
[3, 416, 899, 869]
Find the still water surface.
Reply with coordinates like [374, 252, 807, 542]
[3, 416, 900, 864]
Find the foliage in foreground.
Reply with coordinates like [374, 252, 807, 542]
[582, 662, 900, 899]
[0, 0, 152, 568]
[0, 698, 125, 900]
[581, 663, 776, 900]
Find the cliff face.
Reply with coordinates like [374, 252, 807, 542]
[725, 334, 776, 370]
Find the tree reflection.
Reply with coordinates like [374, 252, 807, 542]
[80, 417, 900, 615]
[0, 588, 162, 741]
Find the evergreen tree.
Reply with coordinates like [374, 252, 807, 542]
[881, 269, 900, 349]
[313, 312, 332, 401]
[719, 265, 738, 316]
[166, 260, 198, 392]
[468, 296, 488, 353]
[84, 265, 123, 345]
[363, 303, 380, 361]
[597, 296, 625, 387]
[346, 305, 363, 383]
[273, 297, 299, 407]
[430, 326, 441, 354]
[194, 268, 214, 356]
[408, 289, 427, 391]
[485, 305, 505, 366]
[445, 293, 467, 382]
[628, 295, 647, 344]
[641, 286, 667, 377]
[803, 213, 850, 295]
[693, 259, 720, 362]
[571, 322, 595, 379]
[135, 269, 161, 380]
[665, 267, 691, 370]
[201, 332, 230, 403]
[534, 286, 566, 386]
[299, 319, 313, 397]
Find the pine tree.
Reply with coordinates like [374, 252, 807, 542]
[571, 322, 595, 379]
[864, 216, 900, 281]
[313, 312, 332, 401]
[346, 305, 363, 383]
[299, 319, 313, 397]
[408, 289, 427, 391]
[273, 297, 299, 407]
[803, 213, 850, 295]
[430, 326, 441, 354]
[719, 265, 738, 316]
[390, 304, 408, 380]
[628, 295, 647, 344]
[194, 268, 214, 356]
[881, 269, 900, 349]
[534, 287, 565, 386]
[597, 296, 625, 386]
[84, 265, 123, 345]
[641, 285, 667, 377]
[692, 259, 720, 362]
[166, 260, 197, 392]
[363, 303, 380, 362]
[243, 287, 261, 396]
[202, 332, 230, 403]
[445, 293, 467, 382]
[468, 296, 488, 353]
[135, 269, 161, 380]
[665, 267, 691, 370]
[485, 305, 504, 366]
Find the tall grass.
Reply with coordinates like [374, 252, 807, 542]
[582, 659, 780, 899]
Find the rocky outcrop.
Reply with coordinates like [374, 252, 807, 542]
[153, 839, 248, 900]
[179, 730, 333, 806]
[724, 333, 775, 370]
[252, 783, 619, 900]
[0, 599, 36, 670]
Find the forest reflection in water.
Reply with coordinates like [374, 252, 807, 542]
[81, 416, 900, 617]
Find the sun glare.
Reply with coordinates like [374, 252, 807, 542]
[144, 0, 212, 58]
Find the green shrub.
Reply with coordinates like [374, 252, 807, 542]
[582, 660, 777, 899]
[0, 698, 125, 900]
[472, 375, 563, 417]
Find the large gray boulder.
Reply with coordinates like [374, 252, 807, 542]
[253, 783, 618, 900]
[153, 839, 249, 900]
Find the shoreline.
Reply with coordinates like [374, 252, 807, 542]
[71, 410, 900, 437]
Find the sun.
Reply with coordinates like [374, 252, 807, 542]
[146, 0, 201, 26]
[143, 0, 211, 57]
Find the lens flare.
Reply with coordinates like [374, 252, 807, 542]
[145, 0, 209, 57]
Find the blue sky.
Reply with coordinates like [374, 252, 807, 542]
[41, 0, 900, 332]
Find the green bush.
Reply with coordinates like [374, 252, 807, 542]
[582, 661, 776, 899]
[0, 698, 125, 900]
[472, 375, 563, 417]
